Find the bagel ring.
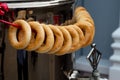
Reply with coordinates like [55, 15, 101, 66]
[18, 21, 45, 51]
[47, 25, 64, 54]
[67, 25, 85, 53]
[8, 20, 31, 49]
[55, 27, 72, 56]
[75, 20, 93, 47]
[35, 24, 54, 53]
[74, 7, 94, 25]
[64, 25, 79, 53]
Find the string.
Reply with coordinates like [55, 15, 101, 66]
[0, 19, 20, 28]
[0, 2, 20, 28]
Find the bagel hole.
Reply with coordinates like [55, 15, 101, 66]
[17, 29, 23, 42]
[30, 31, 37, 43]
[41, 32, 47, 46]
[81, 29, 85, 36]
[16, 29, 19, 41]
[54, 35, 56, 42]
[16, 29, 28, 42]
[32, 30, 37, 38]
[62, 36, 66, 46]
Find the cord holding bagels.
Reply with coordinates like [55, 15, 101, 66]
[8, 6, 95, 56]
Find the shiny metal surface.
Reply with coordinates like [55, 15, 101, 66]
[1, 0, 72, 2]
[7, 0, 74, 9]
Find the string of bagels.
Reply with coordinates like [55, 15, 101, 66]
[8, 7, 95, 56]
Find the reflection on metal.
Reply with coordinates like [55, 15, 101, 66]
[6, 0, 74, 9]
[0, 23, 6, 80]
[1, 0, 70, 1]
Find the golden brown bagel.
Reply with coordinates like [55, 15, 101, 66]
[67, 25, 85, 53]
[64, 25, 79, 53]
[75, 20, 94, 47]
[25, 21, 45, 51]
[74, 7, 95, 47]
[47, 25, 64, 54]
[62, 7, 95, 48]
[35, 24, 54, 53]
[55, 27, 72, 56]
[8, 20, 31, 49]
[8, 6, 95, 56]
[74, 7, 94, 25]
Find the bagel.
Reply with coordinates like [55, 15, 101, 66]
[8, 20, 31, 49]
[74, 7, 95, 35]
[35, 24, 54, 53]
[74, 7, 95, 47]
[20, 21, 45, 51]
[74, 7, 94, 25]
[8, 6, 95, 56]
[67, 25, 85, 53]
[55, 27, 72, 56]
[64, 25, 79, 53]
[75, 20, 94, 47]
[47, 25, 64, 54]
